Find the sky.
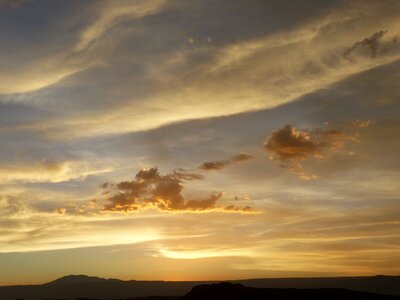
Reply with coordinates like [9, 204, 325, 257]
[0, 0, 399, 285]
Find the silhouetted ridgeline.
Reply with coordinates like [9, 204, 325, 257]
[0, 275, 399, 300]
[183, 282, 400, 300]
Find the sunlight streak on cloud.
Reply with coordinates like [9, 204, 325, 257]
[159, 248, 256, 260]
[75, 0, 166, 52]
[0, 160, 113, 184]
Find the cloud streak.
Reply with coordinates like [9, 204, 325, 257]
[75, 0, 166, 52]
[199, 153, 255, 171]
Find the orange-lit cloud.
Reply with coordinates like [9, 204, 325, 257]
[103, 167, 254, 213]
[264, 123, 368, 179]
[265, 125, 322, 162]
[56, 207, 66, 215]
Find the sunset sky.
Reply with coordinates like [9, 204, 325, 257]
[0, 0, 399, 285]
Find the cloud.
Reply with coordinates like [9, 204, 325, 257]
[199, 160, 230, 171]
[0, 0, 165, 95]
[231, 153, 255, 162]
[279, 163, 318, 181]
[56, 207, 66, 215]
[348, 119, 372, 128]
[172, 168, 204, 180]
[234, 195, 251, 201]
[0, 160, 113, 184]
[75, 0, 166, 52]
[264, 123, 367, 179]
[159, 247, 255, 260]
[199, 153, 255, 171]
[103, 167, 254, 213]
[265, 125, 322, 161]
[0, 196, 24, 217]
[344, 30, 390, 59]
[5, 0, 400, 139]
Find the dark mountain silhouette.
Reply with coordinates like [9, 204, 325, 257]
[237, 275, 400, 296]
[47, 275, 112, 285]
[183, 282, 400, 300]
[0, 274, 399, 300]
[0, 275, 204, 300]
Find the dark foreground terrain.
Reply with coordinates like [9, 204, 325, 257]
[183, 282, 400, 300]
[0, 275, 399, 300]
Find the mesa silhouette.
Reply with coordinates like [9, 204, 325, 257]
[0, 275, 399, 300]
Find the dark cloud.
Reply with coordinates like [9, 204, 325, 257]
[199, 160, 230, 171]
[231, 153, 255, 162]
[234, 195, 251, 201]
[103, 167, 254, 213]
[344, 30, 389, 59]
[172, 168, 204, 180]
[264, 125, 322, 161]
[199, 153, 255, 171]
[264, 123, 367, 179]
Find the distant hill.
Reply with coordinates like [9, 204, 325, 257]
[183, 282, 400, 300]
[0, 275, 203, 300]
[46, 274, 112, 285]
[0, 274, 399, 300]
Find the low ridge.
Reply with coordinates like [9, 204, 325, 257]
[46, 274, 112, 285]
[183, 282, 400, 300]
[0, 275, 399, 300]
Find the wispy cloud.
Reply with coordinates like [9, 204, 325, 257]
[0, 160, 113, 184]
[75, 0, 166, 52]
[4, 1, 399, 139]
[0, 0, 165, 95]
